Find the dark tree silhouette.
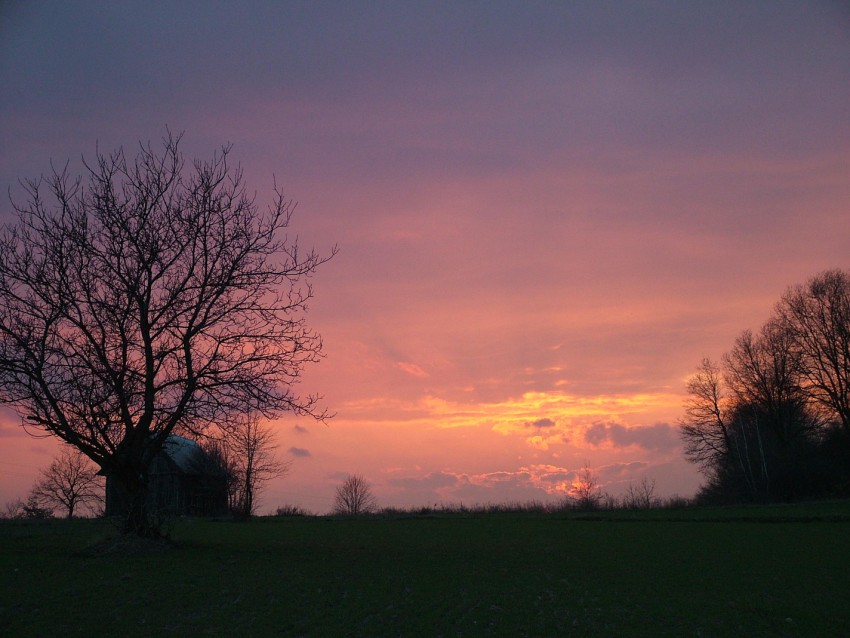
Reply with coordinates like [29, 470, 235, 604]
[3, 495, 52, 520]
[0, 132, 333, 535]
[680, 358, 733, 472]
[333, 474, 377, 515]
[680, 270, 850, 503]
[622, 477, 658, 510]
[570, 463, 602, 511]
[29, 446, 103, 518]
[682, 327, 822, 502]
[678, 358, 762, 502]
[723, 320, 815, 448]
[225, 418, 289, 520]
[779, 269, 850, 432]
[197, 419, 288, 520]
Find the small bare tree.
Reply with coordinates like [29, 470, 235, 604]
[332, 474, 377, 515]
[570, 463, 602, 511]
[225, 419, 289, 520]
[29, 447, 103, 518]
[1, 498, 26, 519]
[622, 477, 658, 510]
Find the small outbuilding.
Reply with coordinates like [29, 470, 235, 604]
[104, 435, 229, 517]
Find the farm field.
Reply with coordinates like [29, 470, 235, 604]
[1, 503, 849, 637]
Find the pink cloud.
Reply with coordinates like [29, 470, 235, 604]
[396, 361, 430, 378]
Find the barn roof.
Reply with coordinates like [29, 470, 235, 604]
[161, 435, 204, 473]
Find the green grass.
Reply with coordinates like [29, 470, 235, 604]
[2, 503, 849, 637]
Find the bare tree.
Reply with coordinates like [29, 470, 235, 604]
[29, 446, 103, 518]
[1, 498, 26, 519]
[570, 463, 602, 511]
[1, 495, 52, 520]
[723, 320, 814, 447]
[621, 477, 658, 510]
[195, 437, 239, 512]
[679, 357, 760, 498]
[0, 132, 334, 535]
[332, 474, 377, 515]
[779, 269, 850, 432]
[680, 358, 733, 472]
[224, 419, 289, 520]
[680, 277, 843, 503]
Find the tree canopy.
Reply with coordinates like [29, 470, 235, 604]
[0, 132, 334, 533]
[680, 269, 850, 503]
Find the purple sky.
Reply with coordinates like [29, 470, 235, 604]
[1, 2, 849, 513]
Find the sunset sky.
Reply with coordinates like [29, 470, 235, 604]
[1, 2, 848, 513]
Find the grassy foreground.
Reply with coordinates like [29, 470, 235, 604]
[1, 503, 849, 637]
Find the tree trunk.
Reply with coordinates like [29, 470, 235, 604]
[115, 467, 159, 537]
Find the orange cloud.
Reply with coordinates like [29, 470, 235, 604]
[334, 389, 683, 459]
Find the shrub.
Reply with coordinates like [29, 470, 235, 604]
[274, 505, 313, 517]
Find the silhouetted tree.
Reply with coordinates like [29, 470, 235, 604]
[681, 271, 850, 503]
[1, 495, 53, 520]
[725, 320, 823, 500]
[195, 438, 239, 510]
[680, 358, 734, 473]
[622, 477, 658, 509]
[21, 495, 53, 519]
[683, 331, 822, 503]
[779, 269, 850, 432]
[0, 132, 333, 536]
[333, 474, 377, 515]
[28, 446, 103, 518]
[570, 463, 602, 511]
[1, 499, 24, 519]
[225, 419, 289, 520]
[724, 320, 816, 446]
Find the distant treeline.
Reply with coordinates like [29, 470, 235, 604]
[681, 269, 850, 504]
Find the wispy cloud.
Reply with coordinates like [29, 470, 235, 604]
[0, 425, 26, 439]
[396, 361, 430, 378]
[387, 471, 459, 490]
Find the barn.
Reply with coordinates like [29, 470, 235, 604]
[104, 435, 229, 517]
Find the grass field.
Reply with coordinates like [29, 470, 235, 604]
[2, 502, 849, 637]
